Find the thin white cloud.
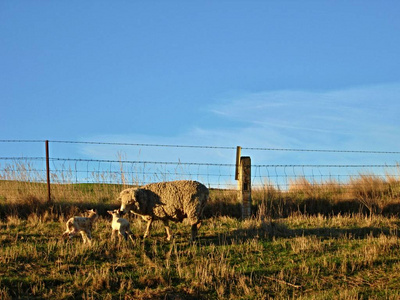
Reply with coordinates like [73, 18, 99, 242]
[208, 83, 400, 150]
[81, 83, 400, 167]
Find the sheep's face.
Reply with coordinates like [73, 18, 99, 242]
[119, 188, 139, 214]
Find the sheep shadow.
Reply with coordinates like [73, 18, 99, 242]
[196, 222, 400, 247]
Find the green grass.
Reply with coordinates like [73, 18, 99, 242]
[2, 173, 400, 298]
[1, 213, 400, 299]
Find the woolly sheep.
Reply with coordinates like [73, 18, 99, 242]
[118, 180, 209, 241]
[107, 209, 134, 242]
[62, 209, 98, 244]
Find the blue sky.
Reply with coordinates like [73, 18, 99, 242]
[2, 1, 400, 171]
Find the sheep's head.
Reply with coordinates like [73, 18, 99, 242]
[119, 188, 140, 214]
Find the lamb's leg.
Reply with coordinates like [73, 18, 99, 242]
[62, 220, 74, 239]
[80, 231, 88, 244]
[117, 233, 123, 243]
[163, 220, 172, 241]
[143, 219, 153, 239]
[128, 234, 135, 244]
[111, 229, 117, 241]
[62, 230, 70, 239]
[81, 230, 92, 245]
[65, 227, 79, 240]
[126, 225, 135, 244]
[119, 229, 128, 241]
[86, 230, 92, 245]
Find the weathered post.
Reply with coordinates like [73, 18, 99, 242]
[236, 146, 252, 219]
[45, 140, 51, 203]
[235, 146, 241, 180]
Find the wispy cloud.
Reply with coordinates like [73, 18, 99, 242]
[208, 83, 400, 151]
[82, 83, 400, 167]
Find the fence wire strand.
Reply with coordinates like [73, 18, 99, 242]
[0, 140, 399, 190]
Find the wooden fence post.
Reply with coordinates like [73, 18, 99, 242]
[45, 140, 51, 203]
[235, 146, 241, 180]
[236, 149, 252, 219]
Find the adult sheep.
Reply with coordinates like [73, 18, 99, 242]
[118, 180, 209, 241]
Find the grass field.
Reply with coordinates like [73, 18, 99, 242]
[1, 176, 400, 299]
[2, 211, 400, 299]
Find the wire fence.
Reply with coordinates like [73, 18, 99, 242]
[0, 140, 399, 190]
[0, 156, 236, 189]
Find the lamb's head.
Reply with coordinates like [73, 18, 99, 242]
[87, 209, 98, 220]
[107, 209, 122, 218]
[119, 188, 141, 214]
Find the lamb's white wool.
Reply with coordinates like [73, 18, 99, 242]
[62, 209, 98, 244]
[107, 209, 133, 242]
[118, 180, 209, 241]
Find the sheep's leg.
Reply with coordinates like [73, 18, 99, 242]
[190, 223, 199, 242]
[188, 208, 202, 241]
[163, 220, 172, 241]
[143, 219, 153, 239]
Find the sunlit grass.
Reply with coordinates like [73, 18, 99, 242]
[2, 163, 400, 298]
[1, 214, 400, 299]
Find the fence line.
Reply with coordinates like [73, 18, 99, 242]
[0, 156, 237, 188]
[0, 140, 399, 190]
[1, 139, 399, 154]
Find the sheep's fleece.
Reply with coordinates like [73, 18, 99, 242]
[119, 180, 208, 224]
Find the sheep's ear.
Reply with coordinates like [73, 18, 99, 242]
[107, 211, 112, 215]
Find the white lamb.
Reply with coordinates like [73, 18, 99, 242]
[62, 209, 98, 244]
[107, 209, 134, 242]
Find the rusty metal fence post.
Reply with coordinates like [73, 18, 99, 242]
[45, 140, 51, 203]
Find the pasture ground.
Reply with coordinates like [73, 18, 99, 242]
[1, 212, 400, 299]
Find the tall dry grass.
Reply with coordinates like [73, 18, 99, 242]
[2, 161, 400, 220]
[252, 173, 400, 218]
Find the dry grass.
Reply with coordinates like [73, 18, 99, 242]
[1, 212, 400, 299]
[2, 165, 400, 298]
[251, 173, 400, 218]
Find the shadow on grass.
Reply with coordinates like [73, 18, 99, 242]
[196, 222, 400, 248]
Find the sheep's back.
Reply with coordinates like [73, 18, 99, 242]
[142, 180, 208, 220]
